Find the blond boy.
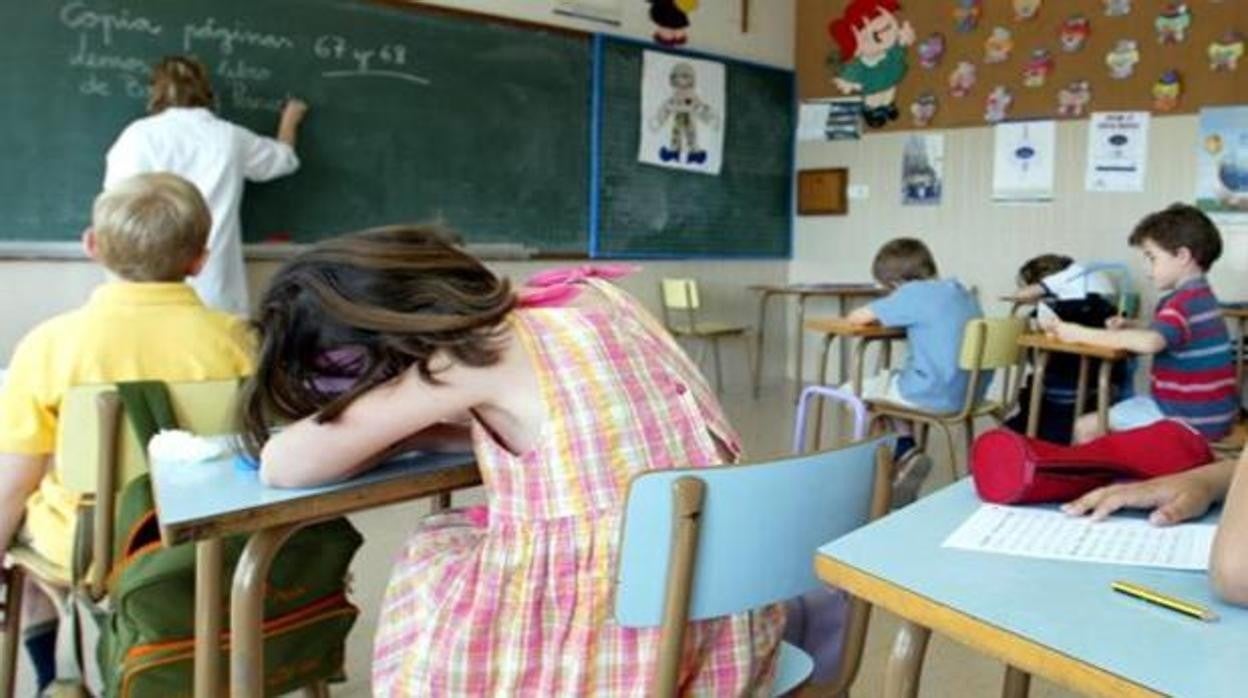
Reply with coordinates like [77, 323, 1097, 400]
[0, 173, 253, 691]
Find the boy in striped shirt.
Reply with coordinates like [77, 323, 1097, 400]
[1042, 204, 1236, 443]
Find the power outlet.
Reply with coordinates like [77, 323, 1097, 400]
[847, 184, 870, 200]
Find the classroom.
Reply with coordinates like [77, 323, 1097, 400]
[1, 0, 1247, 696]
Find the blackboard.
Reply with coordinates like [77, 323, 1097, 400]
[593, 38, 794, 258]
[0, 1, 590, 252]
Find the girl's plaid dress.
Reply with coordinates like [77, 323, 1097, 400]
[372, 273, 783, 696]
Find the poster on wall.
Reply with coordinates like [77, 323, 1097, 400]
[901, 134, 943, 205]
[1085, 112, 1150, 193]
[797, 99, 862, 141]
[992, 121, 1056, 203]
[639, 50, 726, 175]
[1197, 106, 1248, 225]
[551, 0, 621, 25]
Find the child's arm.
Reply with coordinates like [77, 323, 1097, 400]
[259, 361, 488, 488]
[847, 306, 878, 326]
[1013, 283, 1047, 302]
[1212, 454, 1248, 604]
[0, 453, 48, 554]
[1041, 319, 1166, 354]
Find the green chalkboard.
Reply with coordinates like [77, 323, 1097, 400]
[0, 1, 590, 252]
[595, 39, 794, 258]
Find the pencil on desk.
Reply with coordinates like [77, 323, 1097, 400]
[1111, 580, 1219, 622]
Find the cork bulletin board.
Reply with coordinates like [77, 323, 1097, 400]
[797, 0, 1246, 131]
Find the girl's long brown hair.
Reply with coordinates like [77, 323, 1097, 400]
[238, 225, 515, 458]
[148, 55, 215, 113]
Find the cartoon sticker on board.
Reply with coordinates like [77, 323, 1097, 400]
[648, 0, 698, 46]
[1155, 4, 1192, 45]
[1152, 70, 1183, 112]
[1209, 32, 1245, 72]
[1106, 39, 1140, 79]
[1057, 80, 1092, 117]
[953, 0, 982, 33]
[1013, 0, 1042, 22]
[948, 61, 977, 97]
[639, 51, 725, 174]
[917, 33, 945, 69]
[910, 92, 938, 127]
[1103, 0, 1131, 18]
[984, 27, 1014, 64]
[985, 86, 1013, 124]
[829, 0, 915, 128]
[1022, 49, 1054, 87]
[1059, 15, 1091, 53]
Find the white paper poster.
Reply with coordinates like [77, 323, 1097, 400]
[901, 134, 944, 205]
[552, 0, 621, 25]
[1197, 106, 1248, 225]
[992, 121, 1056, 203]
[797, 99, 862, 141]
[1085, 112, 1150, 193]
[639, 50, 725, 175]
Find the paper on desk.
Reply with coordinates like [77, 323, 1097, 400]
[943, 504, 1214, 570]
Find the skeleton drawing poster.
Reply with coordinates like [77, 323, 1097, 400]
[639, 50, 725, 175]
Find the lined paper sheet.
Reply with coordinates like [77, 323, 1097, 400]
[943, 504, 1215, 570]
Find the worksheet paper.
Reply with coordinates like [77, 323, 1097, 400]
[943, 504, 1215, 570]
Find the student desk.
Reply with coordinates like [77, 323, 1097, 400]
[815, 480, 1243, 698]
[803, 317, 905, 446]
[1222, 304, 1248, 405]
[149, 447, 480, 698]
[1017, 333, 1130, 441]
[749, 283, 884, 398]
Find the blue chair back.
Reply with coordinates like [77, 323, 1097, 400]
[615, 435, 890, 626]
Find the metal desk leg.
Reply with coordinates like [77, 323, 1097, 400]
[1072, 356, 1090, 441]
[795, 294, 811, 401]
[232, 523, 303, 698]
[1096, 359, 1113, 437]
[813, 332, 837, 450]
[1025, 351, 1050, 438]
[1002, 666, 1032, 698]
[883, 620, 931, 698]
[753, 290, 776, 399]
[837, 296, 851, 384]
[194, 538, 223, 698]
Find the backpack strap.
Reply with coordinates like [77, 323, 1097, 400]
[116, 381, 180, 449]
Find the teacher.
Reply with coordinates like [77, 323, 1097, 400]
[104, 55, 307, 316]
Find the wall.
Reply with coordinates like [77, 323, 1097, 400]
[0, 1, 796, 390]
[792, 115, 1248, 379]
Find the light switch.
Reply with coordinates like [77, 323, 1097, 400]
[847, 184, 870, 200]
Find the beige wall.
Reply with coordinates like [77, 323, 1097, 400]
[793, 115, 1248, 379]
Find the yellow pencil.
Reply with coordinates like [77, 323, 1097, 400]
[1111, 580, 1219, 622]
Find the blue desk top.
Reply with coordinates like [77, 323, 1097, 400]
[151, 444, 475, 530]
[818, 481, 1246, 697]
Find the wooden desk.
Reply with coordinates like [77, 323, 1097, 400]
[1222, 304, 1248, 407]
[816, 480, 1243, 698]
[749, 283, 884, 398]
[803, 317, 905, 446]
[1016, 333, 1130, 441]
[150, 444, 480, 698]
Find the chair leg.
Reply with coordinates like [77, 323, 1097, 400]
[711, 338, 724, 394]
[962, 417, 976, 478]
[742, 334, 756, 397]
[0, 567, 24, 698]
[939, 423, 959, 481]
[303, 679, 331, 697]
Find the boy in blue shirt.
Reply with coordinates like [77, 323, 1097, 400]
[848, 237, 984, 504]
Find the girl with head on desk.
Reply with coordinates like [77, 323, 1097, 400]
[1064, 447, 1248, 605]
[238, 225, 783, 695]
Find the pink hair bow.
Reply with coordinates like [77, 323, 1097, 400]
[518, 264, 641, 308]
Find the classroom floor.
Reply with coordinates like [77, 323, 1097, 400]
[14, 381, 1083, 697]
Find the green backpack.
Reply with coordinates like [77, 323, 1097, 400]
[95, 382, 364, 698]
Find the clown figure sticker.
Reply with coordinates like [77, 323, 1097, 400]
[639, 50, 726, 175]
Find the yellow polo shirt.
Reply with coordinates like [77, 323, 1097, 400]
[0, 282, 254, 567]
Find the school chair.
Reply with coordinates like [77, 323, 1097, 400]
[659, 278, 753, 394]
[615, 431, 894, 698]
[0, 381, 333, 697]
[867, 317, 1028, 481]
